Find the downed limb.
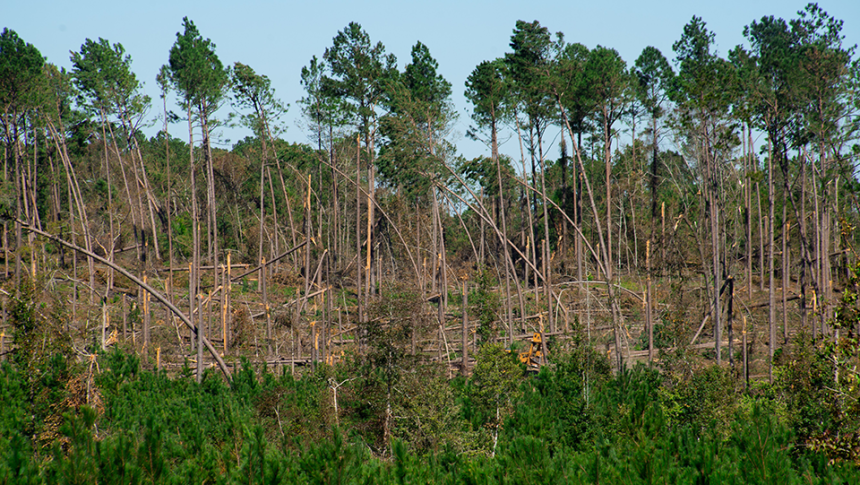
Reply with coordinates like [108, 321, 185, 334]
[16, 220, 233, 383]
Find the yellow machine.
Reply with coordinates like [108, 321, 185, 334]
[519, 333, 544, 369]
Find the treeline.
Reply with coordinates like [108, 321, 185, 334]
[1, 1, 860, 472]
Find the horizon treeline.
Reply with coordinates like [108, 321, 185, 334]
[1, 0, 859, 433]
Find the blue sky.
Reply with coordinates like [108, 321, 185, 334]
[6, 0, 859, 160]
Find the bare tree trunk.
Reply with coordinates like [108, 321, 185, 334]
[99, 111, 115, 293]
[705, 133, 722, 366]
[431, 189, 439, 298]
[758, 180, 765, 293]
[783, 196, 789, 345]
[365, 138, 375, 303]
[266, 167, 280, 258]
[651, 116, 660, 270]
[143, 274, 150, 358]
[14, 126, 22, 292]
[201, 111, 219, 343]
[462, 281, 469, 375]
[560, 134, 569, 272]
[604, 109, 613, 282]
[577, 132, 584, 283]
[263, 256, 271, 355]
[661, 202, 666, 274]
[799, 147, 808, 331]
[727, 276, 734, 369]
[163, 95, 175, 283]
[258, 147, 268, 274]
[746, 126, 753, 300]
[820, 144, 832, 335]
[537, 133, 553, 343]
[330, 126, 339, 263]
[304, 179, 313, 357]
[224, 254, 231, 353]
[646, 240, 653, 365]
[186, 107, 203, 383]
[768, 138, 775, 383]
[355, 135, 363, 346]
[494, 142, 514, 341]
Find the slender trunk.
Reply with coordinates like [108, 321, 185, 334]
[646, 240, 653, 364]
[768, 137, 775, 383]
[143, 274, 150, 358]
[560, 132, 569, 271]
[330, 125, 339, 262]
[163, 96, 175, 280]
[365, 135, 375, 302]
[661, 202, 666, 274]
[515, 116, 536, 298]
[704, 129, 721, 366]
[727, 276, 734, 368]
[576, 131, 584, 282]
[201, 108, 219, 343]
[187, 106, 203, 383]
[14, 121, 22, 291]
[99, 111, 115, 293]
[355, 135, 363, 340]
[266, 167, 280, 258]
[604, 108, 613, 281]
[783, 193, 788, 345]
[461, 281, 469, 375]
[537, 132, 552, 349]
[258, 147, 267, 272]
[263, 256, 271, 355]
[494, 134, 514, 339]
[746, 126, 753, 300]
[304, 178, 312, 358]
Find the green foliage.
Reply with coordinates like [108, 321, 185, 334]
[634, 46, 674, 119]
[773, 334, 834, 441]
[377, 41, 454, 201]
[393, 365, 477, 455]
[469, 268, 501, 345]
[70, 37, 149, 123]
[4, 347, 860, 482]
[774, 261, 860, 464]
[505, 343, 609, 451]
[464, 58, 508, 150]
[0, 28, 45, 113]
[230, 61, 288, 138]
[661, 364, 740, 435]
[459, 155, 517, 201]
[167, 17, 228, 113]
[322, 22, 397, 137]
[467, 343, 523, 454]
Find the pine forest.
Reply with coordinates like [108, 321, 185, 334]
[3, 3, 860, 482]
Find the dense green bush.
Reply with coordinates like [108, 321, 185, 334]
[3, 342, 860, 483]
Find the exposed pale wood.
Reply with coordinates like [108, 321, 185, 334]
[18, 222, 233, 383]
